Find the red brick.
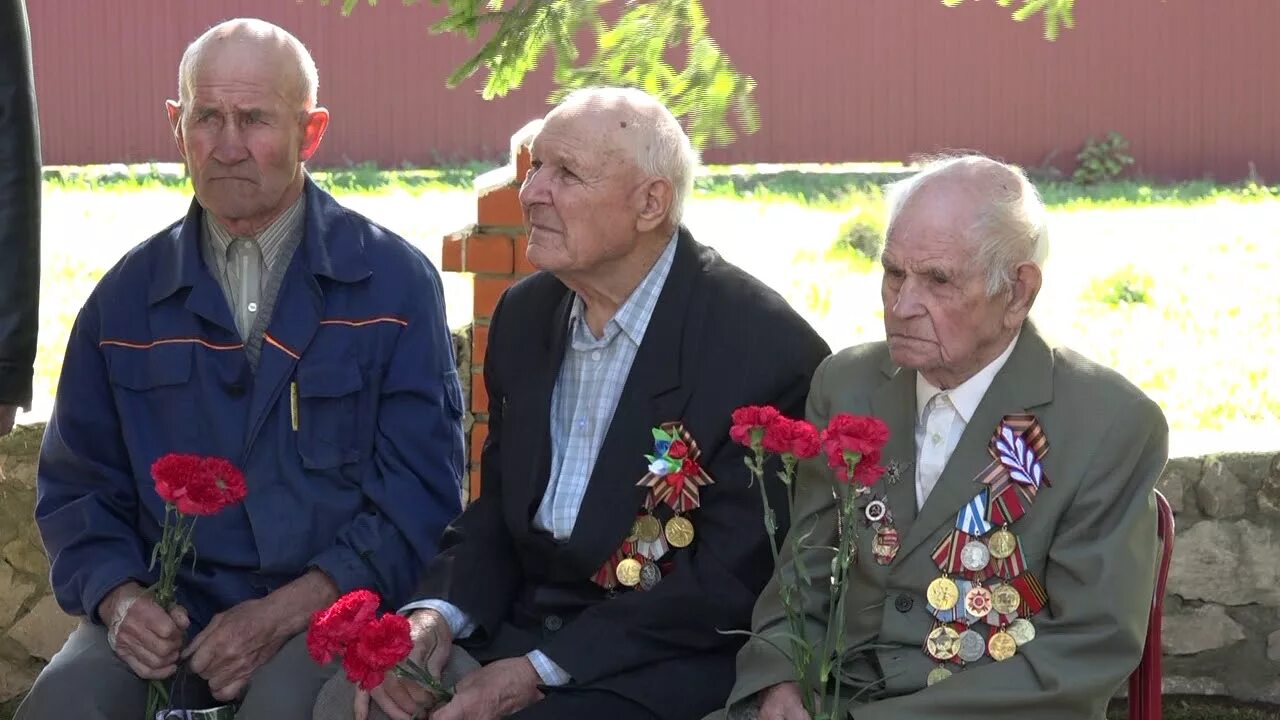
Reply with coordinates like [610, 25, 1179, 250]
[468, 467, 482, 502]
[471, 323, 490, 366]
[471, 370, 488, 413]
[514, 234, 537, 275]
[441, 234, 464, 273]
[473, 276, 512, 319]
[515, 145, 533, 185]
[470, 422, 488, 464]
[464, 234, 513, 274]
[477, 184, 524, 228]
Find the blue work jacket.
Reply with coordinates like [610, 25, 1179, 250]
[36, 180, 465, 632]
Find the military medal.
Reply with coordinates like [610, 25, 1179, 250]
[616, 557, 643, 587]
[926, 625, 961, 661]
[988, 527, 1016, 559]
[987, 629, 1018, 661]
[960, 540, 991, 572]
[957, 629, 986, 663]
[990, 583, 1021, 615]
[872, 526, 900, 565]
[634, 514, 663, 543]
[927, 576, 960, 611]
[964, 585, 993, 620]
[664, 515, 694, 547]
[926, 666, 953, 686]
[864, 499, 888, 523]
[1007, 618, 1036, 646]
[638, 561, 662, 591]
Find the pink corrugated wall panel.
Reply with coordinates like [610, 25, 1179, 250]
[26, 0, 1280, 180]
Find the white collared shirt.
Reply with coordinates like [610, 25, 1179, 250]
[914, 333, 1020, 509]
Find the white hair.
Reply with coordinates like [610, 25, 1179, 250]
[884, 154, 1050, 296]
[560, 87, 699, 225]
[177, 19, 318, 113]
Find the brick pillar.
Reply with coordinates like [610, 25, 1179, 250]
[441, 122, 540, 501]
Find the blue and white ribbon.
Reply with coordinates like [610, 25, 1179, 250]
[955, 489, 994, 536]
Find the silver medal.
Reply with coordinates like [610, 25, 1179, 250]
[864, 499, 888, 523]
[957, 629, 986, 662]
[638, 562, 662, 591]
[960, 541, 991, 572]
[1007, 618, 1036, 646]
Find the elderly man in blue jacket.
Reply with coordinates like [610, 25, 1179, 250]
[18, 18, 465, 720]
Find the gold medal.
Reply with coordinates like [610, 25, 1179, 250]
[964, 585, 993, 619]
[926, 666, 953, 686]
[988, 527, 1017, 560]
[990, 583, 1021, 615]
[616, 557, 642, 587]
[1007, 618, 1036, 646]
[664, 516, 695, 547]
[987, 630, 1018, 661]
[634, 514, 663, 543]
[926, 576, 960, 611]
[925, 625, 961, 661]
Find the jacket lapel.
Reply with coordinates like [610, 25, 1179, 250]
[892, 324, 1055, 563]
[505, 291, 574, 527]
[558, 230, 704, 577]
[869, 358, 918, 538]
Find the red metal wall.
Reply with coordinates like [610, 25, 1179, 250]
[26, 1, 1280, 180]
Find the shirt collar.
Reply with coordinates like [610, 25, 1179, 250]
[568, 230, 680, 346]
[202, 192, 306, 271]
[915, 331, 1020, 424]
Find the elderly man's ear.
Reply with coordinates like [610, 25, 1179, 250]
[1004, 261, 1043, 330]
[635, 177, 675, 233]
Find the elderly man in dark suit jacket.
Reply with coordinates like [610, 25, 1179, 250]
[316, 88, 830, 720]
[0, 0, 40, 437]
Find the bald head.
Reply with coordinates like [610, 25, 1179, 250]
[885, 154, 1049, 296]
[551, 87, 698, 225]
[177, 18, 318, 116]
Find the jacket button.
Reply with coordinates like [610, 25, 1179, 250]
[226, 383, 246, 398]
[894, 594, 914, 613]
[543, 614, 563, 632]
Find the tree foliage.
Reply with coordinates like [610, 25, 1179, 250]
[324, 0, 1075, 148]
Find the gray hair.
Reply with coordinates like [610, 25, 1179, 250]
[560, 87, 699, 225]
[177, 19, 319, 113]
[884, 154, 1050, 296]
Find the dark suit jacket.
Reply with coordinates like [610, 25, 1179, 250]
[0, 0, 40, 409]
[416, 228, 830, 718]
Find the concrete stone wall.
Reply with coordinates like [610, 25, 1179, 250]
[1, 424, 1277, 705]
[1157, 452, 1280, 704]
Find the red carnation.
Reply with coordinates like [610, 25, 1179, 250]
[150, 453, 248, 516]
[343, 614, 415, 691]
[307, 589, 382, 665]
[667, 440, 689, 459]
[789, 420, 822, 460]
[152, 454, 204, 507]
[821, 414, 890, 487]
[680, 457, 700, 477]
[730, 405, 781, 447]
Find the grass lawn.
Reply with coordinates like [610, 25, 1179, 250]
[22, 164, 1280, 457]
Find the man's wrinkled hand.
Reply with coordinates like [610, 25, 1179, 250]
[0, 405, 17, 437]
[185, 597, 288, 701]
[757, 682, 810, 720]
[101, 582, 189, 680]
[428, 656, 543, 720]
[357, 609, 453, 720]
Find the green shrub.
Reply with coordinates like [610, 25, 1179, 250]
[833, 189, 888, 260]
[1073, 132, 1135, 185]
[1086, 266, 1154, 306]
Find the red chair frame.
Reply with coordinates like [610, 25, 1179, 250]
[1127, 490, 1175, 720]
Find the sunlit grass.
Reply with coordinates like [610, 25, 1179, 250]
[27, 167, 1279, 457]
